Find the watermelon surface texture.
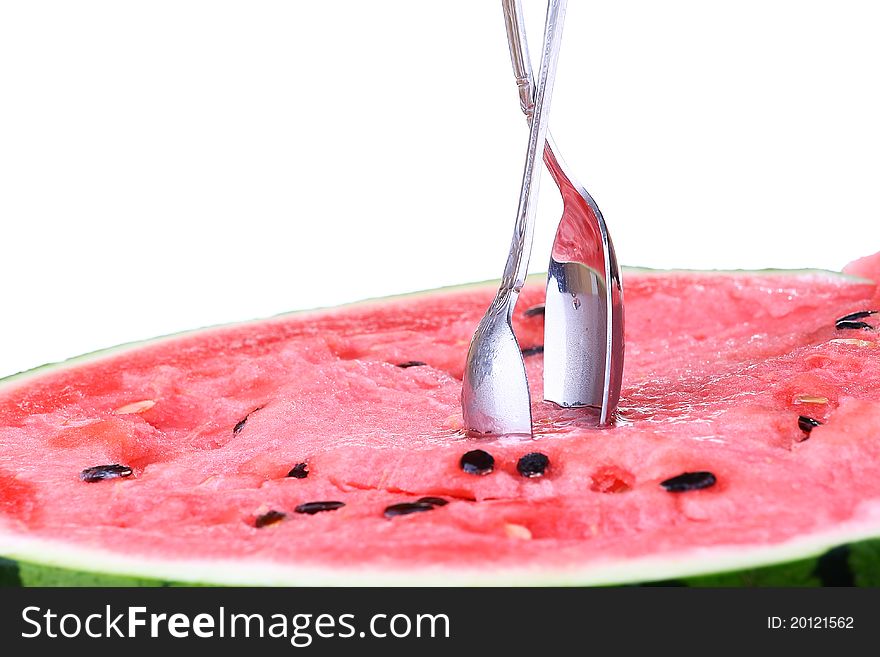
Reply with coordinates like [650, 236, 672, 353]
[2, 254, 880, 587]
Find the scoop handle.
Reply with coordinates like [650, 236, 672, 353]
[499, 0, 567, 297]
[502, 0, 535, 121]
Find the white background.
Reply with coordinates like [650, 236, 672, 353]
[1, 0, 879, 378]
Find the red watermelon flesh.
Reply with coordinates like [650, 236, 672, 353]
[1, 255, 880, 585]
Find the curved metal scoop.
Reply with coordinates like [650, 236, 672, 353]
[503, 0, 624, 425]
[461, 0, 567, 437]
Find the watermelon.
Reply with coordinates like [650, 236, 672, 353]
[2, 253, 880, 587]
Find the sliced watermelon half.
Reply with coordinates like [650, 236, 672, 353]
[2, 255, 880, 587]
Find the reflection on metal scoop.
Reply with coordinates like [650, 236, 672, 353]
[461, 0, 567, 437]
[502, 0, 624, 425]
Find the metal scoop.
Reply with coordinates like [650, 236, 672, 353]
[461, 0, 567, 437]
[503, 0, 624, 425]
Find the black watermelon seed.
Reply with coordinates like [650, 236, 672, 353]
[835, 320, 873, 331]
[798, 415, 823, 435]
[295, 501, 345, 515]
[80, 464, 133, 483]
[460, 449, 494, 475]
[836, 310, 877, 323]
[523, 304, 545, 318]
[287, 463, 309, 479]
[396, 361, 427, 368]
[254, 510, 286, 528]
[660, 471, 716, 492]
[233, 406, 264, 436]
[517, 452, 550, 478]
[383, 502, 436, 518]
[521, 345, 544, 357]
[416, 496, 449, 507]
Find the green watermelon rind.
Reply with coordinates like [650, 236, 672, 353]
[1, 267, 877, 587]
[1, 526, 879, 587]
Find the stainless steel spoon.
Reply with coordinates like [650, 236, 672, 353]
[461, 0, 567, 437]
[502, 0, 624, 425]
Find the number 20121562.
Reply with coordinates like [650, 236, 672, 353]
[768, 617, 854, 629]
